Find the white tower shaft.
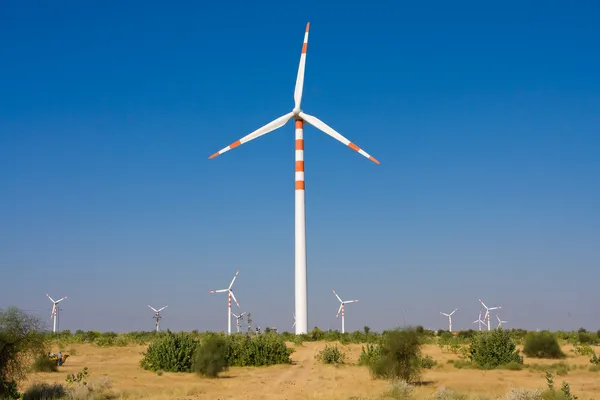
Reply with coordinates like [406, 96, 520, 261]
[295, 119, 308, 334]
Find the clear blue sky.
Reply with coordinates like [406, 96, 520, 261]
[1, 0, 599, 333]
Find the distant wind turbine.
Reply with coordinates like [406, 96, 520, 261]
[148, 305, 167, 332]
[231, 312, 247, 333]
[472, 310, 485, 331]
[479, 298, 501, 331]
[496, 314, 507, 329]
[209, 270, 241, 334]
[332, 290, 359, 334]
[46, 294, 67, 333]
[440, 308, 458, 332]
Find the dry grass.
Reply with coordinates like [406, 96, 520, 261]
[20, 342, 600, 399]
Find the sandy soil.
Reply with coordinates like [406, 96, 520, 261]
[22, 342, 600, 399]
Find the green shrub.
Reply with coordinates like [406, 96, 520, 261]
[420, 355, 437, 369]
[30, 355, 58, 373]
[21, 382, 66, 400]
[139, 332, 198, 372]
[316, 344, 346, 364]
[468, 329, 523, 369]
[358, 343, 380, 366]
[523, 331, 565, 359]
[590, 352, 600, 365]
[573, 344, 594, 357]
[225, 333, 293, 366]
[0, 380, 20, 400]
[193, 335, 229, 378]
[368, 328, 422, 383]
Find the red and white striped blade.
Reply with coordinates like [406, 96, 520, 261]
[294, 22, 310, 110]
[230, 290, 240, 308]
[336, 303, 343, 318]
[209, 112, 294, 159]
[229, 270, 240, 289]
[332, 289, 343, 303]
[299, 112, 380, 164]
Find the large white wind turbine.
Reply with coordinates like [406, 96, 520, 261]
[46, 294, 67, 333]
[479, 299, 502, 331]
[332, 290, 359, 334]
[440, 308, 458, 332]
[209, 270, 241, 334]
[148, 305, 168, 332]
[208, 23, 380, 334]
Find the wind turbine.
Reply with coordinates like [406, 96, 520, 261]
[332, 290, 359, 334]
[293, 313, 296, 329]
[208, 23, 380, 335]
[210, 270, 241, 334]
[148, 305, 167, 332]
[440, 308, 458, 332]
[231, 312, 247, 333]
[496, 314, 507, 329]
[472, 310, 485, 331]
[479, 299, 501, 331]
[46, 294, 67, 333]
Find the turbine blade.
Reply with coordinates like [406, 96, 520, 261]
[148, 305, 158, 312]
[299, 112, 380, 164]
[228, 270, 240, 289]
[56, 296, 67, 303]
[46, 294, 55, 303]
[344, 300, 359, 304]
[158, 306, 168, 312]
[332, 289, 343, 303]
[294, 22, 310, 109]
[478, 299, 488, 309]
[336, 303, 343, 318]
[450, 309, 458, 315]
[210, 289, 228, 293]
[208, 112, 294, 159]
[230, 291, 240, 308]
[232, 312, 239, 318]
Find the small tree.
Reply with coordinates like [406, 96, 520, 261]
[0, 307, 48, 398]
[468, 329, 523, 369]
[368, 328, 422, 383]
[193, 335, 229, 378]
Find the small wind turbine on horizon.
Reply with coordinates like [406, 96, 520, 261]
[473, 310, 485, 331]
[207, 22, 380, 334]
[496, 314, 508, 329]
[148, 305, 167, 332]
[231, 312, 247, 333]
[209, 270, 241, 334]
[46, 294, 67, 333]
[479, 298, 502, 331]
[332, 290, 359, 334]
[440, 309, 458, 332]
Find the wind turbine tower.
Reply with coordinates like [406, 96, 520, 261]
[207, 23, 380, 334]
[46, 294, 67, 333]
[332, 290, 359, 334]
[440, 308, 458, 332]
[148, 305, 168, 332]
[479, 299, 502, 331]
[209, 270, 241, 334]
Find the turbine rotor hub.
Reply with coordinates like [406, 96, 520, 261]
[292, 107, 302, 116]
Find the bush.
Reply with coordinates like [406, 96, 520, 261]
[468, 329, 523, 369]
[523, 331, 565, 359]
[225, 333, 293, 366]
[21, 382, 66, 400]
[358, 343, 380, 366]
[500, 387, 542, 400]
[139, 332, 198, 372]
[316, 344, 346, 364]
[193, 335, 229, 378]
[368, 328, 422, 383]
[30, 355, 58, 372]
[420, 355, 437, 369]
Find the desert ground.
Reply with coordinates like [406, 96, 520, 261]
[23, 342, 600, 399]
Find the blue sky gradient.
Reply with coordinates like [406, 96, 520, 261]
[1, 0, 599, 333]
